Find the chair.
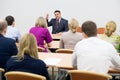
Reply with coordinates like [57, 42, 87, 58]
[38, 47, 44, 52]
[5, 71, 46, 80]
[56, 49, 73, 78]
[0, 68, 5, 72]
[76, 27, 82, 33]
[56, 49, 73, 54]
[68, 70, 112, 80]
[0, 68, 5, 80]
[97, 27, 105, 34]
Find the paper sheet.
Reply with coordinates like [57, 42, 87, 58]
[44, 58, 61, 66]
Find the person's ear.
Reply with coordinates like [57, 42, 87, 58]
[12, 21, 15, 26]
[82, 32, 88, 38]
[3, 28, 7, 35]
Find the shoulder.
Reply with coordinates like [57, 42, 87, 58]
[40, 27, 49, 33]
[75, 32, 83, 39]
[34, 59, 46, 66]
[4, 37, 15, 43]
[61, 32, 69, 37]
[13, 27, 19, 31]
[50, 18, 56, 21]
[30, 27, 42, 32]
[7, 56, 18, 64]
[61, 18, 68, 22]
[75, 32, 83, 36]
[29, 26, 36, 30]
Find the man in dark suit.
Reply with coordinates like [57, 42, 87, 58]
[0, 19, 18, 69]
[46, 10, 69, 34]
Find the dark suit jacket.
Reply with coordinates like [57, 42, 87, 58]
[6, 54, 50, 80]
[0, 34, 18, 69]
[47, 18, 69, 34]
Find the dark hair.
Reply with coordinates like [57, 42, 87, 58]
[54, 10, 61, 14]
[81, 21, 97, 37]
[0, 20, 8, 33]
[5, 15, 15, 25]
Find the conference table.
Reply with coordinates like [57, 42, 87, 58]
[38, 52, 73, 79]
[38, 52, 73, 69]
[51, 34, 61, 41]
[49, 41, 60, 49]
[38, 52, 120, 79]
[48, 41, 60, 52]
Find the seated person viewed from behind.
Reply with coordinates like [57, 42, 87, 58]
[59, 18, 83, 49]
[0, 19, 18, 69]
[46, 10, 69, 34]
[100, 21, 120, 53]
[5, 15, 21, 43]
[72, 21, 120, 74]
[5, 33, 50, 80]
[29, 17, 52, 52]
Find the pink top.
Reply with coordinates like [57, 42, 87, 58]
[29, 26, 52, 52]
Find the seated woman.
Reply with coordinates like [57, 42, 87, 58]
[29, 17, 52, 52]
[59, 18, 83, 49]
[5, 33, 50, 80]
[100, 21, 120, 52]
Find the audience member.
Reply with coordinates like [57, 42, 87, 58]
[100, 21, 120, 52]
[59, 18, 83, 49]
[5, 33, 50, 80]
[46, 10, 69, 34]
[0, 19, 18, 69]
[29, 17, 52, 52]
[72, 21, 120, 74]
[5, 15, 21, 43]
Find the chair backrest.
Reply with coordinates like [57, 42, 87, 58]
[56, 49, 73, 54]
[97, 27, 105, 34]
[0, 68, 5, 72]
[38, 47, 44, 52]
[68, 70, 112, 80]
[0, 68, 5, 80]
[76, 27, 82, 33]
[5, 71, 46, 80]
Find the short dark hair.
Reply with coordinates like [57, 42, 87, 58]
[0, 20, 8, 33]
[54, 10, 61, 14]
[81, 21, 97, 37]
[5, 15, 15, 25]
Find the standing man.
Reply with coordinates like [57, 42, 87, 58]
[46, 10, 69, 34]
[72, 21, 120, 74]
[0, 19, 18, 69]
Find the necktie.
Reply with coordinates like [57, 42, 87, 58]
[56, 19, 59, 27]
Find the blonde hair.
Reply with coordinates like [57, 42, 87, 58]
[105, 21, 116, 37]
[35, 17, 47, 28]
[17, 33, 38, 59]
[69, 18, 79, 33]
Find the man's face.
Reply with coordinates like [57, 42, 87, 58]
[54, 12, 61, 20]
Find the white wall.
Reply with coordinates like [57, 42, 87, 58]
[0, 0, 120, 35]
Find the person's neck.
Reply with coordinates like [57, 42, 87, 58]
[84, 35, 97, 39]
[9, 24, 14, 27]
[1, 32, 5, 36]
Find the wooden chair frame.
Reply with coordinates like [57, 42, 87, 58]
[68, 70, 112, 80]
[56, 49, 73, 54]
[5, 71, 46, 80]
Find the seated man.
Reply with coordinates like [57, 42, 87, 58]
[5, 15, 21, 42]
[72, 21, 120, 74]
[0, 19, 18, 80]
[0, 19, 18, 69]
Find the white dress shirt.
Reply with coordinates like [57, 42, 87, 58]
[72, 37, 120, 73]
[5, 26, 21, 42]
